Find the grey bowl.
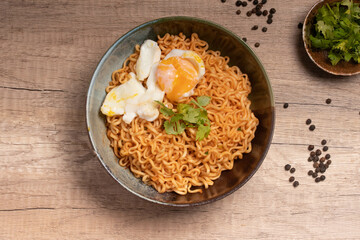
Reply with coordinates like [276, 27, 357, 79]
[86, 16, 275, 206]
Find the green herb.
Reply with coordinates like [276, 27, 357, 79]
[205, 151, 209, 155]
[155, 101, 174, 116]
[156, 96, 211, 141]
[309, 0, 360, 65]
[237, 127, 242, 131]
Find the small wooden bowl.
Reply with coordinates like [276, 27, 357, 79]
[303, 0, 360, 76]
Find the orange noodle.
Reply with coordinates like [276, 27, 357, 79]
[105, 33, 258, 195]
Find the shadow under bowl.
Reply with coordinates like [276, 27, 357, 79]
[86, 16, 275, 206]
[303, 0, 360, 76]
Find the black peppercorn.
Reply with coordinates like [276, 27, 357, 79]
[254, 42, 260, 47]
[316, 149, 322, 156]
[270, 8, 276, 14]
[262, 27, 267, 32]
[267, 18, 273, 24]
[284, 164, 291, 171]
[252, 25, 259, 30]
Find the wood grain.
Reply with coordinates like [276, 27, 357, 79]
[1, 0, 359, 239]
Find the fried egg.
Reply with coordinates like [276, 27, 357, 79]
[101, 41, 206, 124]
[156, 49, 205, 102]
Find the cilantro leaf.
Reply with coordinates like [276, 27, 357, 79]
[328, 50, 342, 65]
[183, 107, 200, 124]
[176, 121, 186, 134]
[197, 109, 209, 125]
[344, 52, 353, 61]
[341, 0, 353, 13]
[310, 35, 332, 49]
[177, 103, 190, 114]
[158, 96, 212, 141]
[177, 103, 199, 123]
[196, 124, 211, 141]
[190, 99, 204, 109]
[196, 96, 211, 107]
[170, 113, 184, 123]
[164, 120, 185, 135]
[155, 101, 174, 116]
[316, 20, 334, 38]
[164, 120, 178, 135]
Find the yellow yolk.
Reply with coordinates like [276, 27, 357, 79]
[156, 56, 199, 102]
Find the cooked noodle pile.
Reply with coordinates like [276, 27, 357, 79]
[105, 33, 258, 195]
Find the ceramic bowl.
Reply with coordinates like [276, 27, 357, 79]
[86, 16, 275, 206]
[303, 0, 360, 76]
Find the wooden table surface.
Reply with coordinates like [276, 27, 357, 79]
[1, 0, 360, 239]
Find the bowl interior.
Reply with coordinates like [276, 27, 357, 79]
[86, 17, 275, 206]
[303, 0, 360, 76]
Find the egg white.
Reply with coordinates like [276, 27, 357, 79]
[135, 40, 161, 81]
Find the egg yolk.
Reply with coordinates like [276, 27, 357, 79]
[156, 56, 199, 102]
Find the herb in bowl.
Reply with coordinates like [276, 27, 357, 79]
[309, 0, 360, 65]
[155, 96, 211, 141]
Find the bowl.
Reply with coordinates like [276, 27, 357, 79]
[303, 0, 360, 76]
[86, 16, 275, 206]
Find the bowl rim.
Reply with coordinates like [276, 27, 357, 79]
[86, 16, 275, 207]
[302, 0, 360, 76]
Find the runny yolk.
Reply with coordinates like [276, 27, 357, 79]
[156, 56, 198, 102]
